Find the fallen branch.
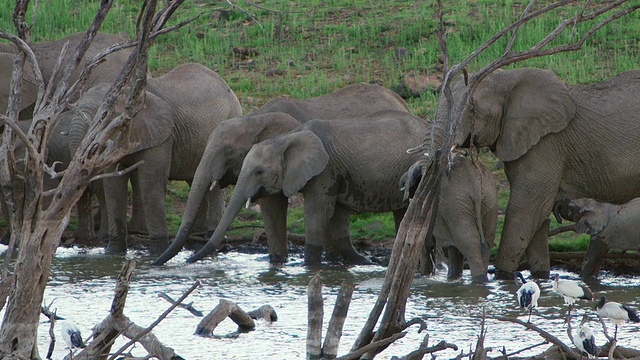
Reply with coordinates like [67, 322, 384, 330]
[196, 299, 270, 336]
[494, 316, 579, 359]
[247, 305, 278, 322]
[322, 281, 355, 359]
[158, 292, 203, 317]
[338, 332, 407, 360]
[391, 340, 459, 360]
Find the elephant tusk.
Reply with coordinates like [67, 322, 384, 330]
[245, 198, 251, 209]
[209, 180, 218, 191]
[400, 186, 405, 192]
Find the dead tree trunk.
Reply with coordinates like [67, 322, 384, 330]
[0, 0, 188, 357]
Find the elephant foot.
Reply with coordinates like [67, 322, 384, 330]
[105, 240, 128, 254]
[494, 269, 514, 280]
[530, 269, 550, 280]
[342, 253, 373, 266]
[149, 236, 169, 256]
[269, 253, 288, 264]
[471, 274, 489, 284]
[304, 244, 324, 266]
[581, 274, 600, 285]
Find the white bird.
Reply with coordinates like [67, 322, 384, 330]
[595, 295, 640, 341]
[572, 324, 598, 358]
[61, 321, 84, 354]
[514, 271, 540, 323]
[552, 273, 593, 320]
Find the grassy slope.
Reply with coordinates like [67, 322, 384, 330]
[1, 0, 639, 250]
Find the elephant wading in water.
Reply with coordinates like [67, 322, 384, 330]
[554, 197, 640, 282]
[65, 63, 241, 254]
[0, 32, 132, 119]
[428, 68, 640, 279]
[400, 156, 498, 283]
[184, 110, 428, 265]
[153, 83, 411, 265]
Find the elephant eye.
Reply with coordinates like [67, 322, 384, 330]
[255, 168, 264, 176]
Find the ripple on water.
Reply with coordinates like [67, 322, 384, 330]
[1, 248, 639, 359]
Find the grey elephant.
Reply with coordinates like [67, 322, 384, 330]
[400, 156, 498, 283]
[0, 32, 132, 119]
[185, 109, 428, 265]
[554, 197, 640, 282]
[153, 83, 411, 265]
[64, 62, 242, 254]
[0, 117, 108, 244]
[427, 68, 640, 279]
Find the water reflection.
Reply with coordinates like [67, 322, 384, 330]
[1, 246, 640, 359]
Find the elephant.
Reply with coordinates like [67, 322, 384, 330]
[399, 155, 498, 283]
[0, 32, 132, 119]
[153, 83, 412, 265]
[554, 197, 640, 282]
[64, 62, 242, 254]
[184, 109, 429, 265]
[0, 118, 107, 245]
[428, 68, 640, 279]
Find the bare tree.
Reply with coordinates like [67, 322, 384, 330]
[351, 1, 639, 358]
[0, 0, 187, 358]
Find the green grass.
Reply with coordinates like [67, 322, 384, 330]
[1, 0, 637, 252]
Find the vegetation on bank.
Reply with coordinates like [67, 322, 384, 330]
[1, 0, 639, 252]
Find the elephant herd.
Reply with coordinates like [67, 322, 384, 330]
[3, 32, 640, 283]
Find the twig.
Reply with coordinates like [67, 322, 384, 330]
[46, 309, 56, 359]
[157, 292, 203, 317]
[108, 281, 199, 360]
[338, 332, 407, 360]
[494, 316, 579, 359]
[226, 0, 263, 29]
[505, 341, 549, 357]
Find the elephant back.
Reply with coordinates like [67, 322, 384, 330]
[253, 83, 409, 123]
[146, 63, 242, 126]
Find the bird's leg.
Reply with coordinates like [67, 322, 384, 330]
[527, 308, 532, 323]
[614, 325, 618, 341]
[565, 303, 573, 323]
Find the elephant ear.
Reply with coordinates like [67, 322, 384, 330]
[495, 69, 577, 162]
[282, 130, 328, 197]
[0, 53, 39, 117]
[128, 91, 175, 152]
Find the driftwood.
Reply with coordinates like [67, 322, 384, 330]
[70, 260, 192, 360]
[158, 292, 203, 317]
[195, 299, 277, 336]
[550, 250, 640, 260]
[307, 272, 324, 359]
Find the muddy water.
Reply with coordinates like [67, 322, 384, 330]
[6, 247, 640, 359]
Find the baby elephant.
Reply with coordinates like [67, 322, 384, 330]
[554, 197, 640, 282]
[400, 155, 499, 283]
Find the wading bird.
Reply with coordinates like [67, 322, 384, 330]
[595, 295, 640, 341]
[572, 324, 598, 359]
[514, 271, 540, 323]
[552, 273, 593, 318]
[61, 321, 85, 356]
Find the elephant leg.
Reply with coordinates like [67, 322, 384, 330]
[73, 189, 96, 243]
[93, 180, 109, 241]
[204, 186, 224, 237]
[446, 210, 489, 283]
[302, 190, 334, 266]
[258, 195, 289, 263]
[525, 218, 551, 279]
[496, 160, 561, 280]
[392, 208, 406, 232]
[136, 153, 170, 255]
[446, 246, 464, 281]
[581, 235, 609, 282]
[103, 172, 129, 254]
[127, 172, 147, 234]
[325, 204, 371, 265]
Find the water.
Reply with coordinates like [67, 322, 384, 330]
[4, 247, 640, 359]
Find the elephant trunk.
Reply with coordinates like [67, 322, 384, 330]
[153, 152, 227, 265]
[186, 179, 248, 263]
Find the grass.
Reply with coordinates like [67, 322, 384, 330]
[1, 0, 637, 251]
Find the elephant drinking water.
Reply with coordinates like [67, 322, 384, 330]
[185, 109, 429, 265]
[153, 83, 411, 265]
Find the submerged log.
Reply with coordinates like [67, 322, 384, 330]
[158, 292, 203, 317]
[196, 299, 272, 336]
